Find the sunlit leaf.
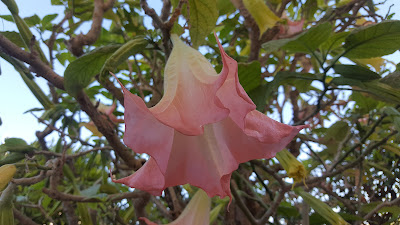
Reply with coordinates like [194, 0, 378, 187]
[242, 0, 281, 35]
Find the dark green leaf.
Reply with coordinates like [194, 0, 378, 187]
[262, 22, 332, 53]
[64, 45, 120, 96]
[344, 20, 400, 58]
[333, 64, 381, 80]
[188, 0, 218, 48]
[248, 84, 269, 111]
[238, 61, 261, 92]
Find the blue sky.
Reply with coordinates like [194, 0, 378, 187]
[0, 0, 399, 144]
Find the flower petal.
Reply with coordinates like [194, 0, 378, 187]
[150, 34, 229, 135]
[215, 34, 256, 130]
[111, 73, 174, 173]
[124, 117, 305, 199]
[112, 158, 165, 196]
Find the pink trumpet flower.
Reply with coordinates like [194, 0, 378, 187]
[111, 34, 307, 199]
[140, 189, 211, 225]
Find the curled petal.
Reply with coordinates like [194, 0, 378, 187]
[150, 34, 229, 135]
[112, 158, 165, 196]
[114, 116, 305, 199]
[111, 73, 174, 173]
[216, 34, 256, 130]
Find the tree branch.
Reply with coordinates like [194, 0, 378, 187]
[0, 34, 65, 90]
[67, 0, 116, 56]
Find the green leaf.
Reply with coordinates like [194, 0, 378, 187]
[24, 14, 40, 27]
[351, 92, 379, 114]
[320, 31, 349, 52]
[333, 64, 381, 81]
[248, 84, 269, 111]
[100, 36, 148, 79]
[64, 45, 120, 96]
[80, 184, 100, 197]
[242, 0, 281, 35]
[325, 121, 349, 141]
[380, 71, 400, 89]
[77, 203, 93, 225]
[209, 202, 225, 223]
[42, 14, 58, 25]
[262, 22, 332, 53]
[0, 138, 35, 154]
[295, 188, 348, 225]
[343, 20, 400, 59]
[188, 0, 218, 48]
[217, 0, 235, 15]
[333, 77, 400, 104]
[238, 61, 261, 92]
[0, 15, 14, 22]
[363, 80, 400, 104]
[0, 31, 24, 47]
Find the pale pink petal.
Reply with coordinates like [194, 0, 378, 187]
[286, 19, 304, 36]
[149, 35, 229, 136]
[140, 189, 211, 225]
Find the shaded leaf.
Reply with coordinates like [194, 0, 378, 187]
[263, 22, 332, 53]
[343, 20, 400, 59]
[64, 45, 120, 96]
[333, 64, 381, 81]
[100, 36, 148, 78]
[380, 71, 400, 89]
[238, 61, 261, 92]
[217, 0, 235, 15]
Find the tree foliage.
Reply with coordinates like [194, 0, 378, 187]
[0, 0, 399, 224]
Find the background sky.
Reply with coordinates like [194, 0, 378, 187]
[0, 0, 399, 144]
